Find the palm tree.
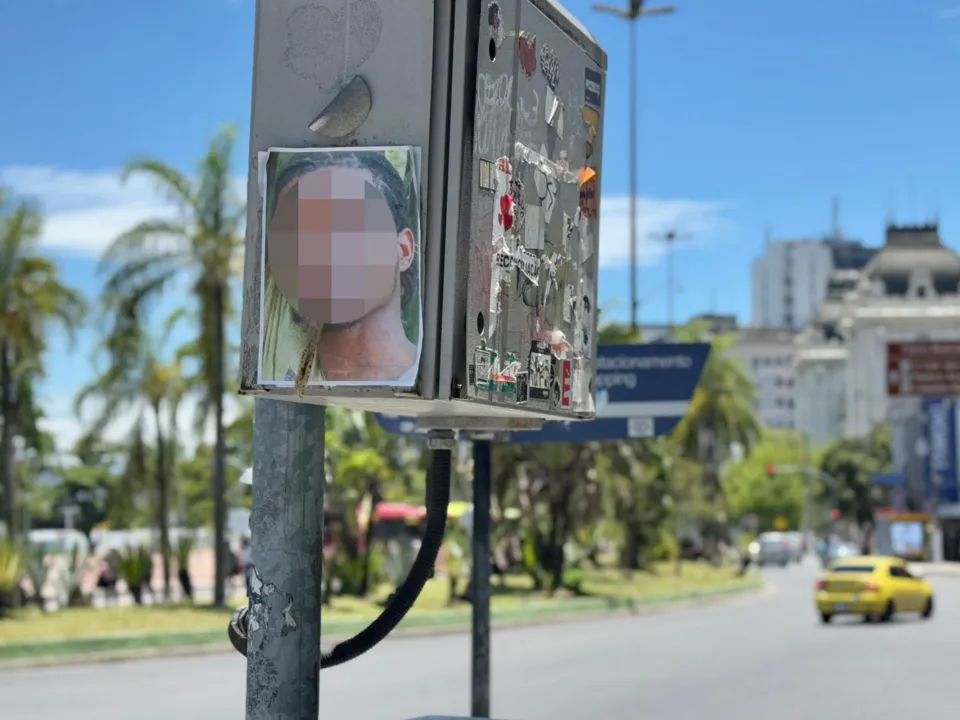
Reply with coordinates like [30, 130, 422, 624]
[671, 330, 759, 556]
[673, 331, 760, 470]
[75, 306, 185, 601]
[97, 127, 245, 605]
[0, 191, 86, 536]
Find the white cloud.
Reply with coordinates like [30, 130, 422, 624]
[1, 165, 246, 255]
[38, 389, 248, 461]
[2, 165, 729, 267]
[596, 196, 732, 268]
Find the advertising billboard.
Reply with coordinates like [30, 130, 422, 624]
[922, 397, 960, 505]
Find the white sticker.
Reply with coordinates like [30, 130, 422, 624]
[580, 227, 594, 262]
[571, 357, 590, 410]
[516, 249, 540, 284]
[563, 284, 575, 323]
[524, 204, 543, 250]
[544, 87, 564, 138]
[563, 212, 575, 253]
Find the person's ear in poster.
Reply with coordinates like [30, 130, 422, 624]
[261, 148, 421, 388]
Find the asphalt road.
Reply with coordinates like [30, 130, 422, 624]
[3, 559, 959, 720]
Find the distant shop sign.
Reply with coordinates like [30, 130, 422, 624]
[886, 341, 960, 397]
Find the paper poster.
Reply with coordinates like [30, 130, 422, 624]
[258, 146, 423, 388]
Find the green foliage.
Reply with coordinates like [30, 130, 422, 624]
[24, 545, 49, 609]
[0, 189, 87, 534]
[723, 430, 809, 532]
[819, 423, 891, 527]
[118, 546, 152, 605]
[327, 550, 383, 598]
[0, 537, 26, 609]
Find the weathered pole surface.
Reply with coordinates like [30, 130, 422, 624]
[246, 398, 325, 720]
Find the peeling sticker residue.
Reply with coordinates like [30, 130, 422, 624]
[582, 106, 599, 159]
[509, 178, 526, 235]
[541, 252, 563, 322]
[488, 1, 505, 47]
[248, 565, 278, 639]
[518, 32, 537, 77]
[476, 74, 513, 158]
[563, 284, 575, 323]
[280, 596, 298, 637]
[488, 156, 514, 337]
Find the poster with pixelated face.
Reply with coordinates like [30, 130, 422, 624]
[258, 146, 423, 388]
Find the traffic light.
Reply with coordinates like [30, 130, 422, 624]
[766, 464, 777, 478]
[829, 508, 841, 521]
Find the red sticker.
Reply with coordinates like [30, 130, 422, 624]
[560, 359, 572, 408]
[518, 33, 537, 78]
[498, 194, 514, 231]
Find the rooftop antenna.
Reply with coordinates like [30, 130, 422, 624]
[831, 196, 841, 240]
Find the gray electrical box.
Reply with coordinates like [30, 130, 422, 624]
[239, 0, 607, 429]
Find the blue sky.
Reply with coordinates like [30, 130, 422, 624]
[3, 0, 960, 448]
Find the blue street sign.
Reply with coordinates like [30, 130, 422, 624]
[922, 397, 960, 505]
[374, 343, 710, 443]
[870, 473, 907, 486]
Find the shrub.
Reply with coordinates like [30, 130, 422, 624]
[0, 538, 26, 617]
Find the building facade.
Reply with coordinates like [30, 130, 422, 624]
[732, 328, 797, 430]
[751, 237, 875, 331]
[793, 224, 960, 443]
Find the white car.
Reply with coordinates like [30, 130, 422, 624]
[752, 532, 792, 567]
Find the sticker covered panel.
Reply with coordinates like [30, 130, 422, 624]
[463, 0, 604, 419]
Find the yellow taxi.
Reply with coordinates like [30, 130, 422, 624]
[815, 555, 934, 624]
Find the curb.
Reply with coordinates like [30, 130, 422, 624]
[0, 577, 763, 670]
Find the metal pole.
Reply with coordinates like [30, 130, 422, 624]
[665, 233, 673, 336]
[471, 439, 493, 719]
[246, 398, 325, 720]
[628, 17, 638, 334]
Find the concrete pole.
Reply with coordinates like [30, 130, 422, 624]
[246, 398, 325, 719]
[471, 439, 493, 718]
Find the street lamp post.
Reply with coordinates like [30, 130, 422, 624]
[649, 229, 692, 337]
[592, 0, 676, 335]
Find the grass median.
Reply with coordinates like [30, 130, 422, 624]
[0, 562, 761, 665]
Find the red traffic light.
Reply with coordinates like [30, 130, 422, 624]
[830, 509, 841, 521]
[765, 464, 776, 477]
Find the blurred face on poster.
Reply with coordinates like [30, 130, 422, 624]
[260, 148, 422, 386]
